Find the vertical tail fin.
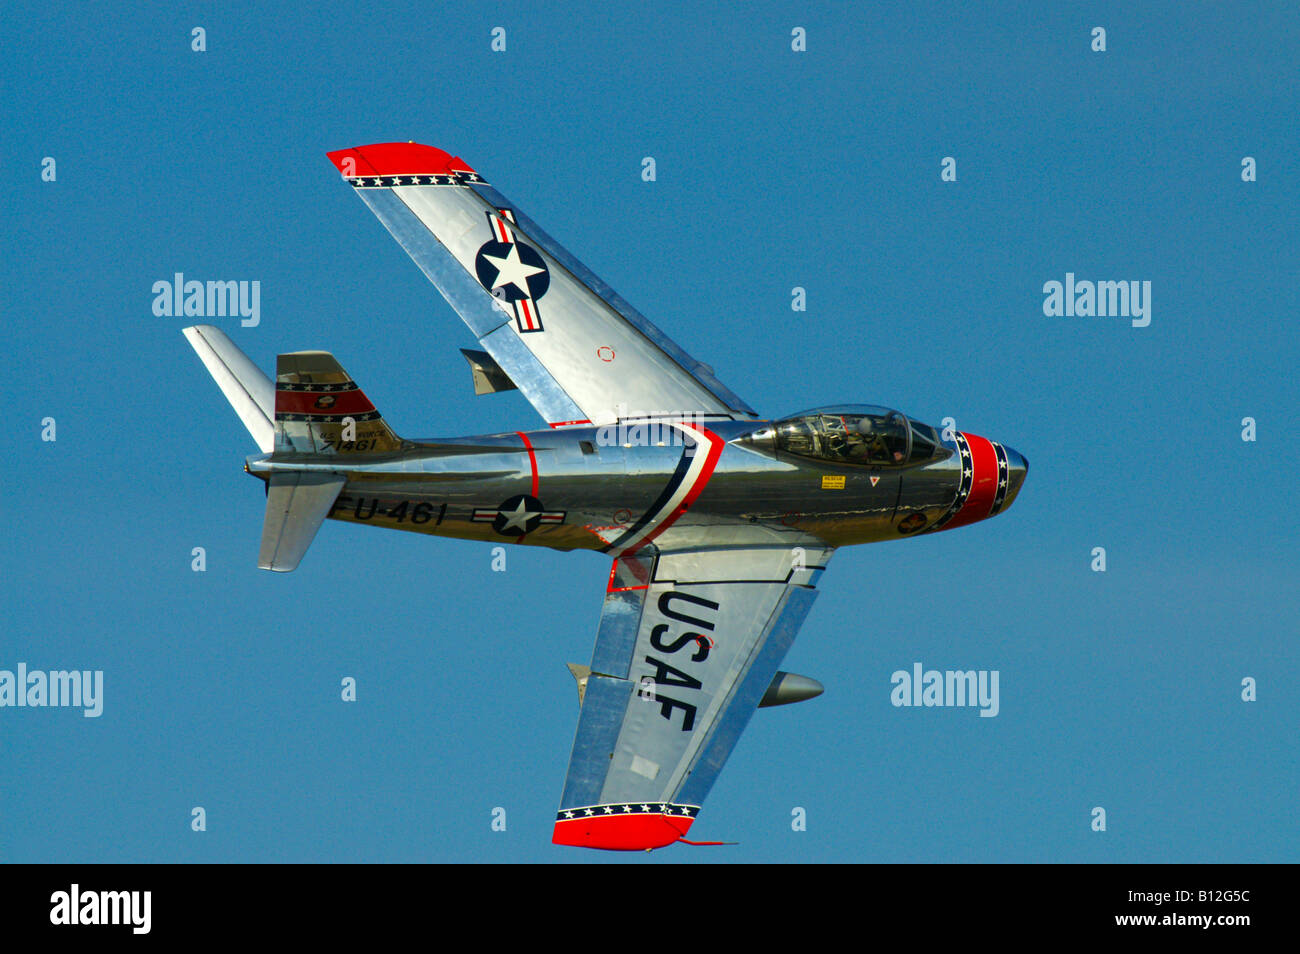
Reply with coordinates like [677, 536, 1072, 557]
[274, 351, 404, 455]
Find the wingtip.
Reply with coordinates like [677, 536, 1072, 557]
[552, 805, 697, 851]
[326, 142, 476, 177]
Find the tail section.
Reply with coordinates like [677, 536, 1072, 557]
[184, 328, 405, 572]
[260, 351, 403, 570]
[273, 351, 404, 456]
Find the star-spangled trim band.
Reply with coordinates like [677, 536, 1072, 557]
[275, 382, 360, 393]
[347, 171, 487, 188]
[274, 410, 383, 423]
[555, 803, 700, 821]
[988, 442, 1011, 516]
[923, 432, 973, 534]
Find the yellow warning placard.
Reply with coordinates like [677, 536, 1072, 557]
[821, 474, 846, 490]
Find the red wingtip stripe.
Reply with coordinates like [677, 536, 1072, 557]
[552, 812, 693, 851]
[326, 142, 475, 178]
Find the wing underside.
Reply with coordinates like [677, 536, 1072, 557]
[326, 142, 756, 428]
[555, 545, 832, 850]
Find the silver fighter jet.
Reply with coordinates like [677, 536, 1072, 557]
[186, 142, 1027, 851]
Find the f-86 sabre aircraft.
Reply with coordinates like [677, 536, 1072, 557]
[185, 141, 1026, 851]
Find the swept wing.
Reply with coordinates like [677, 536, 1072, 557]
[555, 545, 831, 850]
[326, 142, 756, 428]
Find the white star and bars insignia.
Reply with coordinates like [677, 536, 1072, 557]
[473, 208, 550, 335]
[471, 494, 565, 536]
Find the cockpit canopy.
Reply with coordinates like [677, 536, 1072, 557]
[771, 405, 946, 467]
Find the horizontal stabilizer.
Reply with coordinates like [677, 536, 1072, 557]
[258, 472, 347, 572]
[183, 325, 275, 452]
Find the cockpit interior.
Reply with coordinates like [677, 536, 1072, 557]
[770, 406, 948, 467]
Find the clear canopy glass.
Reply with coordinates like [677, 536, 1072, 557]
[772, 405, 945, 467]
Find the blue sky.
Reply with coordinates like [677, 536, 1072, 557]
[2, 1, 1297, 862]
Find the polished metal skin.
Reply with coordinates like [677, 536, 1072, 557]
[243, 412, 1026, 555]
[183, 141, 1029, 851]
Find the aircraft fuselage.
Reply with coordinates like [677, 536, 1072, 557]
[245, 416, 1026, 554]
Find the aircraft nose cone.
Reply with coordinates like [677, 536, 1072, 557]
[1001, 446, 1028, 510]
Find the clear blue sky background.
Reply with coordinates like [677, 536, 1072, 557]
[3, 2, 1296, 863]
